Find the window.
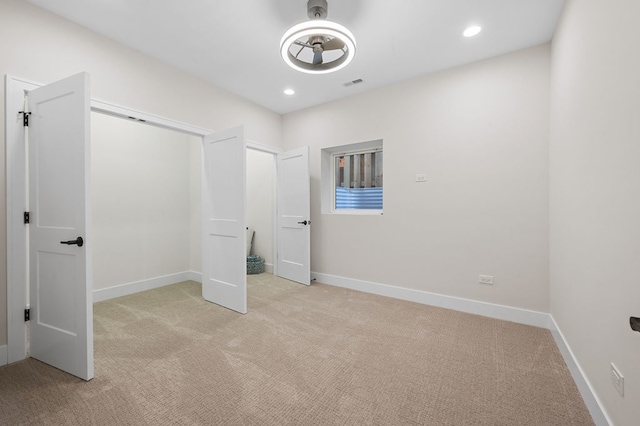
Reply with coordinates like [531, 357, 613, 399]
[334, 149, 383, 209]
[321, 140, 383, 215]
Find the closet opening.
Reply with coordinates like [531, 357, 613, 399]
[91, 112, 278, 301]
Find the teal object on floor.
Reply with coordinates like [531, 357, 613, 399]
[247, 255, 264, 274]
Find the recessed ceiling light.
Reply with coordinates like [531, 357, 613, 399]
[284, 88, 295, 96]
[463, 25, 482, 38]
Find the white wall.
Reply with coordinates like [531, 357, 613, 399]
[246, 149, 275, 269]
[93, 115, 275, 287]
[91, 112, 200, 290]
[189, 140, 203, 274]
[189, 146, 276, 275]
[9, 11, 636, 425]
[550, 1, 640, 424]
[0, 0, 282, 347]
[283, 44, 551, 313]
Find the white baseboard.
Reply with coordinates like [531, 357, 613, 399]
[91, 269, 607, 425]
[0, 345, 7, 366]
[93, 271, 201, 302]
[549, 317, 611, 426]
[311, 271, 608, 426]
[311, 272, 550, 328]
[186, 271, 202, 283]
[187, 267, 274, 281]
[93, 267, 274, 303]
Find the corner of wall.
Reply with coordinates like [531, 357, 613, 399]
[549, 316, 612, 426]
[0, 345, 7, 366]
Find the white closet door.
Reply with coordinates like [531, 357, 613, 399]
[29, 72, 93, 380]
[201, 126, 247, 313]
[277, 146, 311, 285]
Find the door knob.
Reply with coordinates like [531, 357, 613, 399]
[60, 237, 84, 247]
[297, 220, 310, 225]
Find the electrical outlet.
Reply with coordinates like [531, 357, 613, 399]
[611, 363, 624, 397]
[479, 275, 493, 285]
[415, 173, 427, 182]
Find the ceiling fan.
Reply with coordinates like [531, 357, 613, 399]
[280, 0, 357, 74]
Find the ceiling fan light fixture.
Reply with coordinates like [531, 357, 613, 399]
[280, 1, 356, 75]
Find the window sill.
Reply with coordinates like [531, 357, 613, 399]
[327, 209, 383, 216]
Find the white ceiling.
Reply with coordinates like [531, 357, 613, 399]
[27, 0, 565, 115]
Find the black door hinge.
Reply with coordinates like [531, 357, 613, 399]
[19, 111, 31, 127]
[24, 212, 30, 224]
[25, 308, 30, 322]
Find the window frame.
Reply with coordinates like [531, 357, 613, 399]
[321, 139, 383, 216]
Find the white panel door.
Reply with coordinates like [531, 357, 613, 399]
[202, 126, 247, 313]
[277, 147, 311, 285]
[28, 73, 93, 380]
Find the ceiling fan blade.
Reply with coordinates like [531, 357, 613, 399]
[313, 50, 324, 65]
[322, 37, 346, 51]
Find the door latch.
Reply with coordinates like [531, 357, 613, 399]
[60, 237, 84, 247]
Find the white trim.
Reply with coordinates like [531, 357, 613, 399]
[5, 74, 41, 89]
[247, 140, 282, 155]
[330, 209, 383, 216]
[91, 99, 213, 136]
[549, 317, 612, 426]
[247, 141, 280, 277]
[311, 271, 607, 425]
[92, 269, 309, 303]
[186, 270, 203, 283]
[311, 272, 551, 329]
[0, 345, 7, 366]
[320, 139, 384, 215]
[6, 74, 284, 364]
[5, 75, 37, 363]
[272, 153, 279, 278]
[191, 271, 280, 284]
[93, 271, 202, 303]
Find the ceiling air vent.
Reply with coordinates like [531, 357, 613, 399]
[343, 78, 363, 87]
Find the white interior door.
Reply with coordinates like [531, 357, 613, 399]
[28, 72, 93, 380]
[277, 146, 311, 285]
[202, 126, 247, 313]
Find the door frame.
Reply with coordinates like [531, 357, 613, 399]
[4, 74, 282, 365]
[246, 143, 280, 276]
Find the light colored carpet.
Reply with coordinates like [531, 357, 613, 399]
[0, 274, 594, 425]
